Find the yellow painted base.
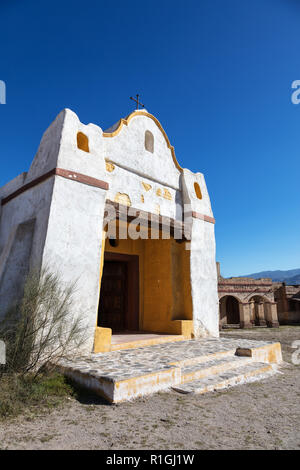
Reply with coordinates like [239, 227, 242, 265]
[171, 320, 194, 339]
[61, 341, 282, 403]
[174, 363, 274, 396]
[111, 334, 185, 352]
[142, 320, 194, 339]
[93, 320, 193, 353]
[94, 327, 112, 353]
[114, 367, 181, 403]
[181, 357, 252, 383]
[236, 342, 283, 363]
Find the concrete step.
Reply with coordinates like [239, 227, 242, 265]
[172, 362, 276, 395]
[221, 324, 241, 330]
[111, 334, 185, 351]
[58, 340, 282, 403]
[181, 355, 252, 383]
[170, 348, 237, 368]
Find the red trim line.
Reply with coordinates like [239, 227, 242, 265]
[192, 211, 215, 224]
[218, 283, 272, 288]
[218, 289, 272, 293]
[1, 168, 109, 206]
[55, 168, 109, 191]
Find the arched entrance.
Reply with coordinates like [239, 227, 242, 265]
[219, 295, 240, 326]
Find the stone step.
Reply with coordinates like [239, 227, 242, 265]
[172, 362, 276, 395]
[57, 340, 282, 403]
[111, 334, 185, 351]
[181, 355, 252, 383]
[170, 348, 237, 368]
[221, 324, 241, 329]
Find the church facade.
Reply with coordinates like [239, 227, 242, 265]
[0, 108, 219, 353]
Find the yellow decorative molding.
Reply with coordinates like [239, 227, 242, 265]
[106, 162, 115, 173]
[114, 192, 131, 207]
[163, 188, 172, 200]
[141, 194, 145, 203]
[142, 182, 152, 192]
[155, 187, 171, 200]
[103, 110, 183, 172]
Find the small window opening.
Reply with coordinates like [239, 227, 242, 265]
[194, 182, 202, 200]
[77, 132, 89, 153]
[145, 130, 154, 153]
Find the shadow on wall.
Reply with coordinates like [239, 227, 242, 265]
[0, 219, 36, 320]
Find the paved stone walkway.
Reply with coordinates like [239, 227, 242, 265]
[58, 337, 273, 383]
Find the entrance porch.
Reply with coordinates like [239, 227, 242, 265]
[57, 337, 282, 403]
[94, 218, 194, 353]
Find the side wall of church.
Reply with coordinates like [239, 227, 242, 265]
[182, 169, 219, 337]
[189, 219, 219, 337]
[42, 176, 107, 353]
[39, 109, 108, 353]
[0, 178, 54, 320]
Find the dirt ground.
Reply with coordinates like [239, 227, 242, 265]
[1, 326, 299, 450]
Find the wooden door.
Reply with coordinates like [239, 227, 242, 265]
[98, 261, 127, 332]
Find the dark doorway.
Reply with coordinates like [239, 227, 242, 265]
[226, 296, 240, 324]
[98, 261, 127, 331]
[98, 252, 139, 332]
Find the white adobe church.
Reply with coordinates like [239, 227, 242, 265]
[0, 107, 219, 353]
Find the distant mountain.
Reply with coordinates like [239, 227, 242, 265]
[241, 268, 300, 285]
[284, 274, 300, 285]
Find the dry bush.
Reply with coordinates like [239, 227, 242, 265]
[0, 267, 88, 376]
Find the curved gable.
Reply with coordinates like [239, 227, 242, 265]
[103, 111, 182, 188]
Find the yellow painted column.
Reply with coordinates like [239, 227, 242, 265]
[93, 231, 112, 353]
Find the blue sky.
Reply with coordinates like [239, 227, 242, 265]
[0, 0, 299, 277]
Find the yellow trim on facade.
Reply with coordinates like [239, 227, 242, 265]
[110, 334, 185, 352]
[103, 110, 183, 172]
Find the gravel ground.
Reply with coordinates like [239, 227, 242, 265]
[1, 326, 299, 450]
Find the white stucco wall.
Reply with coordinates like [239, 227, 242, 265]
[27, 108, 106, 183]
[42, 176, 107, 353]
[189, 219, 219, 337]
[33, 108, 108, 352]
[181, 168, 214, 217]
[182, 169, 219, 337]
[0, 178, 55, 319]
[104, 111, 181, 190]
[105, 163, 182, 220]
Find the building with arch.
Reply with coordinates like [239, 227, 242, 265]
[273, 282, 300, 324]
[0, 108, 219, 353]
[218, 263, 279, 329]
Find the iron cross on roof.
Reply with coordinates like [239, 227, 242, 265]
[130, 94, 145, 110]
